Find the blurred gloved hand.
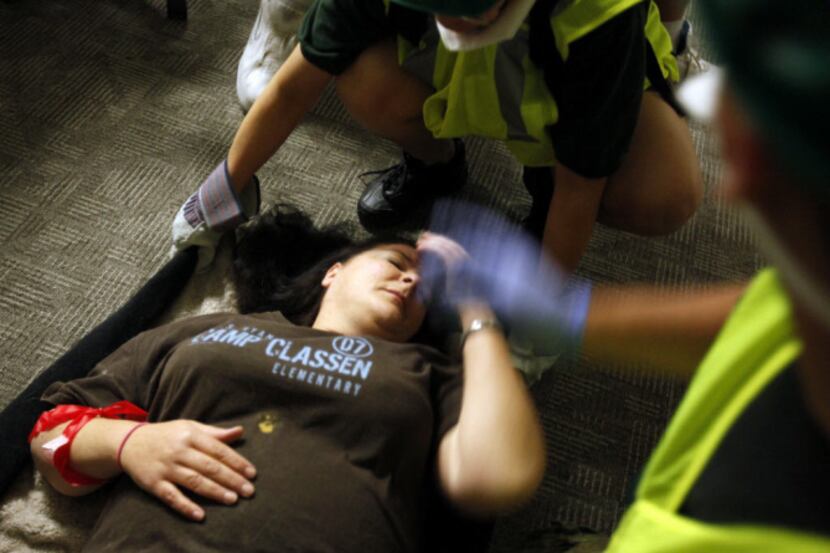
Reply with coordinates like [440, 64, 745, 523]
[171, 160, 260, 271]
[418, 199, 592, 378]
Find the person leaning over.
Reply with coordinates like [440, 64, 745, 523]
[549, 0, 830, 549]
[173, 0, 703, 274]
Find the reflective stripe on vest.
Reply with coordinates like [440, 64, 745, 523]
[606, 269, 830, 553]
[394, 0, 676, 167]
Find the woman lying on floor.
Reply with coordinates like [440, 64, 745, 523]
[27, 205, 545, 552]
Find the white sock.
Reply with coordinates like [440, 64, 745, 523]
[663, 19, 685, 50]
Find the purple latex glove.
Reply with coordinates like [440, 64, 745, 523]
[418, 199, 591, 354]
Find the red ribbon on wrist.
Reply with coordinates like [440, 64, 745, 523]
[30, 401, 149, 487]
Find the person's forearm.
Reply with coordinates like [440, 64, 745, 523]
[30, 419, 138, 496]
[542, 164, 606, 273]
[441, 303, 545, 514]
[582, 283, 746, 377]
[227, 45, 332, 191]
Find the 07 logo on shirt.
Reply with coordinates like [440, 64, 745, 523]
[331, 336, 373, 358]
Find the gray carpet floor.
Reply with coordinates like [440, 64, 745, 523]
[0, 0, 764, 550]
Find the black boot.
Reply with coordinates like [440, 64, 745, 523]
[357, 139, 467, 229]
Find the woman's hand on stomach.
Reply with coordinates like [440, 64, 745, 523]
[119, 420, 257, 521]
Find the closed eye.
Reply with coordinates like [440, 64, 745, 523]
[386, 254, 407, 270]
[383, 248, 418, 272]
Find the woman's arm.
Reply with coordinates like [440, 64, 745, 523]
[227, 44, 332, 191]
[437, 302, 546, 516]
[31, 417, 257, 521]
[581, 283, 746, 377]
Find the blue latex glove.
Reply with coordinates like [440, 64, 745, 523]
[419, 199, 591, 362]
[171, 160, 260, 271]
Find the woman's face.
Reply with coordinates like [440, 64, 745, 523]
[318, 244, 427, 342]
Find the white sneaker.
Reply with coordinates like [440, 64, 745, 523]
[673, 21, 714, 82]
[236, 0, 314, 112]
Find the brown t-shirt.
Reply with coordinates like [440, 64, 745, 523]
[42, 311, 462, 553]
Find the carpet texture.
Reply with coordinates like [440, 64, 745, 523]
[0, 0, 764, 550]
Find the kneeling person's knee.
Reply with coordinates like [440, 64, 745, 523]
[602, 171, 703, 235]
[645, 171, 704, 234]
[335, 41, 427, 133]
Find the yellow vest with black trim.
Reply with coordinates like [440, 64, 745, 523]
[391, 0, 677, 167]
[606, 269, 830, 552]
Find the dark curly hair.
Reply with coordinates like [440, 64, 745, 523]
[232, 204, 416, 327]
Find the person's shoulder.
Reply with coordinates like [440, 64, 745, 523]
[162, 311, 243, 330]
[223, 311, 308, 334]
[156, 311, 299, 345]
[126, 312, 237, 345]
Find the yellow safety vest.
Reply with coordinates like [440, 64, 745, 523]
[395, 0, 677, 167]
[606, 269, 830, 552]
